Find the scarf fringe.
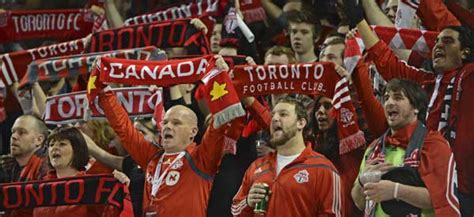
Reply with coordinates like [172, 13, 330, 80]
[213, 103, 246, 129]
[339, 130, 366, 155]
[223, 136, 238, 155]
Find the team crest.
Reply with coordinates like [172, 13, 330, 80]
[293, 169, 309, 184]
[340, 108, 354, 125]
[171, 159, 184, 170]
[223, 8, 238, 34]
[165, 171, 180, 186]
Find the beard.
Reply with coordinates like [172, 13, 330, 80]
[269, 125, 298, 148]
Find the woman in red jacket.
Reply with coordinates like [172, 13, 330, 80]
[33, 126, 122, 217]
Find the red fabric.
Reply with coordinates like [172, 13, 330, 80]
[0, 37, 86, 86]
[32, 171, 122, 217]
[98, 90, 241, 217]
[201, 59, 245, 128]
[330, 78, 366, 155]
[232, 63, 339, 98]
[366, 40, 474, 195]
[231, 145, 344, 217]
[366, 121, 460, 216]
[445, 1, 474, 30]
[416, 0, 461, 31]
[87, 60, 106, 106]
[0, 9, 95, 43]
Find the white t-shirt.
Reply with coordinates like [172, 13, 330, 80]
[276, 153, 300, 175]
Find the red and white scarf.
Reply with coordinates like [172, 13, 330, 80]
[124, 0, 218, 26]
[44, 87, 157, 125]
[232, 63, 339, 97]
[0, 9, 96, 43]
[89, 56, 245, 128]
[19, 46, 166, 88]
[344, 26, 438, 74]
[86, 17, 211, 55]
[0, 37, 88, 86]
[331, 78, 366, 154]
[232, 63, 365, 154]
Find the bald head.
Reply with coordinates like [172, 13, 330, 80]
[167, 105, 198, 127]
[160, 105, 199, 153]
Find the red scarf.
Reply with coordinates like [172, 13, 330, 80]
[44, 87, 157, 125]
[124, 0, 218, 26]
[232, 63, 339, 97]
[89, 56, 245, 128]
[0, 37, 87, 86]
[331, 78, 366, 154]
[232, 63, 365, 154]
[19, 46, 165, 88]
[344, 26, 438, 74]
[0, 9, 95, 43]
[86, 17, 211, 55]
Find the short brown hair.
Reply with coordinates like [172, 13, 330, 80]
[275, 96, 308, 122]
[47, 127, 89, 171]
[285, 9, 321, 40]
[264, 46, 297, 64]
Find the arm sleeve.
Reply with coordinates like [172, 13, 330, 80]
[419, 133, 460, 216]
[192, 119, 229, 175]
[98, 91, 159, 169]
[231, 165, 255, 217]
[366, 41, 432, 83]
[316, 168, 345, 217]
[417, 0, 461, 31]
[246, 99, 272, 130]
[352, 60, 388, 138]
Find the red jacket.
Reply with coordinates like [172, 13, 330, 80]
[363, 40, 474, 195]
[99, 90, 238, 217]
[231, 145, 344, 217]
[32, 171, 122, 217]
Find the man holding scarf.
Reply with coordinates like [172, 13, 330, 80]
[96, 56, 245, 217]
[351, 79, 459, 216]
[343, 0, 474, 214]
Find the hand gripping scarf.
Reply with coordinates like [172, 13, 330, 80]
[86, 17, 211, 55]
[0, 9, 96, 43]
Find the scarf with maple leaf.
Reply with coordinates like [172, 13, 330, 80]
[0, 9, 96, 43]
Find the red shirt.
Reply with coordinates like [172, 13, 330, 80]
[362, 41, 474, 195]
[99, 91, 238, 217]
[232, 145, 344, 217]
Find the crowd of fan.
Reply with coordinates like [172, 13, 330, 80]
[0, 0, 473, 216]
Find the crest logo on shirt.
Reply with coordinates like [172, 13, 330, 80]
[171, 159, 184, 170]
[165, 171, 180, 186]
[146, 173, 153, 184]
[294, 169, 309, 184]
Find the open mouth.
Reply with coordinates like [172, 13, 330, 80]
[163, 133, 174, 140]
[387, 110, 399, 120]
[51, 153, 61, 160]
[433, 50, 445, 61]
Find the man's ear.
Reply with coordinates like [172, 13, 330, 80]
[462, 48, 471, 60]
[36, 134, 46, 147]
[297, 118, 307, 131]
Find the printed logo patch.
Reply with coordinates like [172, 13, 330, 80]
[293, 169, 309, 184]
[171, 159, 184, 170]
[165, 171, 180, 186]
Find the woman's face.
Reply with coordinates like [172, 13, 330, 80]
[48, 139, 74, 170]
[315, 97, 335, 131]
